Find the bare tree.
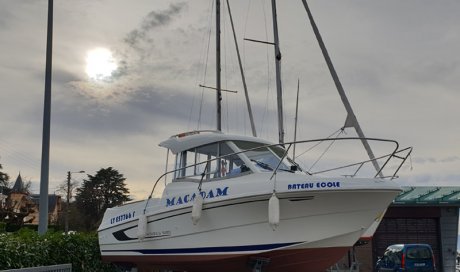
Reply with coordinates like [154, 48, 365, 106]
[57, 177, 79, 202]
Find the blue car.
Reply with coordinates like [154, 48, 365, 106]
[376, 244, 436, 272]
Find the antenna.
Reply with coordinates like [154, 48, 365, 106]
[293, 79, 300, 161]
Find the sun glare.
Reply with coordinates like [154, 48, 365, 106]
[85, 48, 117, 80]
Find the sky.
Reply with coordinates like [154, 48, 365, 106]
[0, 0, 459, 200]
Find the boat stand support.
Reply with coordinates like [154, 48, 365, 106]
[248, 257, 270, 272]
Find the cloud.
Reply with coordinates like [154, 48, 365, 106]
[412, 156, 460, 165]
[440, 156, 460, 163]
[402, 173, 460, 187]
[2, 0, 460, 199]
[50, 84, 202, 139]
[0, 9, 11, 28]
[124, 2, 188, 51]
[65, 2, 195, 105]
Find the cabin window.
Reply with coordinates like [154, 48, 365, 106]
[173, 141, 245, 181]
[218, 142, 247, 177]
[233, 141, 291, 172]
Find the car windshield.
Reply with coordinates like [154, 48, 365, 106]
[406, 247, 432, 260]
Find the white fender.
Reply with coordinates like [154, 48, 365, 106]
[137, 214, 148, 240]
[268, 193, 280, 230]
[192, 193, 204, 225]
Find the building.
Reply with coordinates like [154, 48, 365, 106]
[0, 173, 62, 226]
[334, 186, 460, 272]
[27, 194, 62, 225]
[1, 174, 36, 225]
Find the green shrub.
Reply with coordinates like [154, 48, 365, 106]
[0, 228, 117, 272]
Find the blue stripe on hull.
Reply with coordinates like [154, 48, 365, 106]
[102, 242, 301, 255]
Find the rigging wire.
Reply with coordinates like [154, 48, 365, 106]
[307, 129, 345, 172]
[224, 2, 242, 134]
[188, 0, 215, 131]
[242, 0, 254, 136]
[294, 128, 344, 160]
[197, 0, 215, 130]
[241, 0, 252, 135]
[259, 0, 268, 128]
[243, 0, 253, 62]
[259, 0, 272, 138]
[222, 1, 230, 133]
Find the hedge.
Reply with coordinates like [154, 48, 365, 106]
[0, 228, 117, 272]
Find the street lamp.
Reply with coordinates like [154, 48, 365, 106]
[65, 170, 85, 234]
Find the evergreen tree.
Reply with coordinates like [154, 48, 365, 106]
[0, 162, 9, 188]
[75, 167, 131, 230]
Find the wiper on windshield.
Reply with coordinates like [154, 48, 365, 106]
[250, 159, 273, 171]
[278, 168, 294, 173]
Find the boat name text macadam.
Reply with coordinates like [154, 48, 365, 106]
[288, 181, 341, 190]
[166, 187, 229, 207]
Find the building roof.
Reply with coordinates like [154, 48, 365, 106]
[392, 186, 460, 206]
[11, 173, 25, 193]
[30, 194, 61, 213]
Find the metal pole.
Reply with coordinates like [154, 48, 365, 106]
[301, 0, 382, 177]
[271, 0, 285, 144]
[65, 171, 70, 234]
[65, 170, 84, 234]
[38, 0, 53, 235]
[216, 0, 222, 131]
[226, 0, 257, 137]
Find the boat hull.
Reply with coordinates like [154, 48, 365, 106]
[103, 246, 350, 272]
[99, 181, 400, 271]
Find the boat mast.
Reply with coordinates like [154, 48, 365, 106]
[271, 0, 285, 144]
[301, 0, 383, 177]
[216, 0, 222, 131]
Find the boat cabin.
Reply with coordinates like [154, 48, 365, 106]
[159, 131, 298, 182]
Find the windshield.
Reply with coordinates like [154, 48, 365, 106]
[234, 141, 293, 172]
[173, 141, 249, 181]
[406, 246, 432, 260]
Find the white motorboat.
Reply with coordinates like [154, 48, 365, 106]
[98, 130, 410, 271]
[99, 1, 413, 270]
